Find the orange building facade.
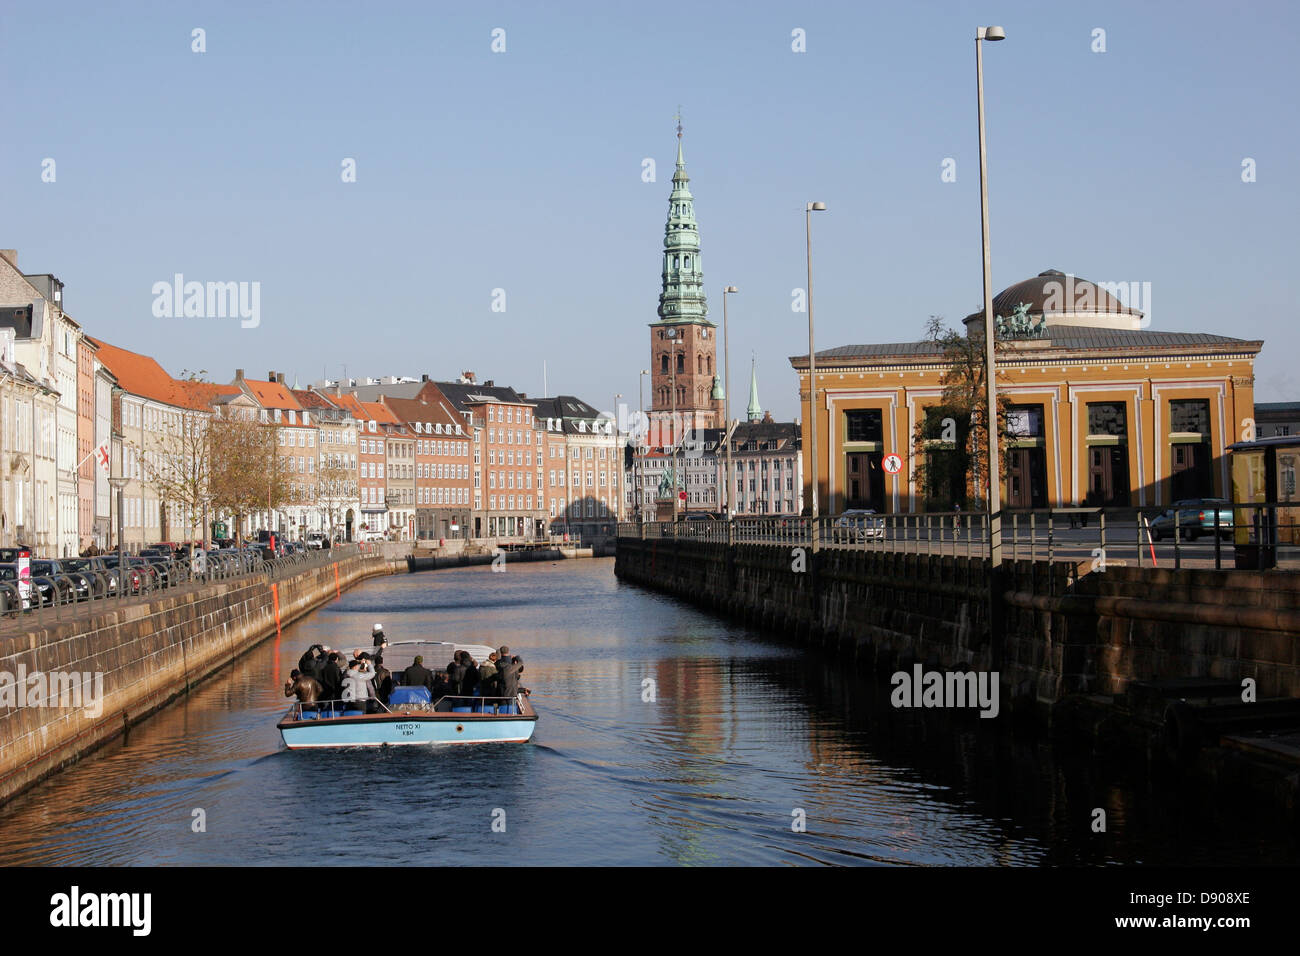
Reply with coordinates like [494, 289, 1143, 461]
[791, 271, 1263, 514]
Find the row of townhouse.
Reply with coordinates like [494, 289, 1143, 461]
[0, 250, 111, 556]
[337, 374, 624, 541]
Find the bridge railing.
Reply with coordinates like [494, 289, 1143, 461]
[616, 502, 1300, 570]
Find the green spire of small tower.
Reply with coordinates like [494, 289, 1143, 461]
[746, 354, 762, 422]
[657, 112, 708, 325]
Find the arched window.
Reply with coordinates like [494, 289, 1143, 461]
[707, 355, 713, 374]
[676, 353, 684, 373]
[697, 354, 704, 374]
[660, 354, 668, 374]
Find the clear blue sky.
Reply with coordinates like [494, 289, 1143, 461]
[2, 0, 1296, 421]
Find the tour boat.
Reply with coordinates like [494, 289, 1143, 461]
[277, 640, 537, 749]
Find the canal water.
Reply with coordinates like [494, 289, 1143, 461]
[0, 558, 1291, 866]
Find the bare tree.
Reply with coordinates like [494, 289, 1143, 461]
[910, 317, 1013, 510]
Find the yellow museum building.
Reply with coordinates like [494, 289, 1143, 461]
[790, 270, 1263, 514]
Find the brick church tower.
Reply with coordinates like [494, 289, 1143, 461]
[647, 119, 724, 447]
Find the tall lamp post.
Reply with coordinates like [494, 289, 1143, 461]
[976, 25, 1005, 570]
[613, 393, 622, 522]
[668, 329, 683, 521]
[722, 285, 738, 518]
[637, 369, 648, 521]
[108, 473, 127, 598]
[805, 201, 827, 549]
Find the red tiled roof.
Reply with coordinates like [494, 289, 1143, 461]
[361, 401, 402, 426]
[88, 337, 236, 410]
[334, 393, 368, 420]
[240, 378, 302, 411]
[382, 395, 464, 433]
[291, 388, 340, 410]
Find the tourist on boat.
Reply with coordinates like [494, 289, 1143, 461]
[478, 653, 500, 696]
[402, 655, 434, 690]
[498, 656, 522, 698]
[430, 669, 452, 701]
[372, 658, 393, 707]
[285, 668, 323, 704]
[298, 644, 328, 680]
[340, 659, 376, 703]
[371, 622, 386, 648]
[453, 651, 476, 695]
[318, 652, 344, 700]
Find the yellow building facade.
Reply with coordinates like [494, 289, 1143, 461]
[791, 271, 1263, 514]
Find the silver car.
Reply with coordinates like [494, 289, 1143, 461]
[834, 509, 885, 541]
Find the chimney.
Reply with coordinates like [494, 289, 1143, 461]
[518, 392, 527, 399]
[235, 368, 245, 381]
[335, 380, 342, 397]
[277, 373, 285, 384]
[267, 370, 276, 382]
[484, 379, 494, 387]
[421, 374, 429, 382]
[0, 250, 16, 269]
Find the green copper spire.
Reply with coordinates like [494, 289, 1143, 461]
[657, 114, 709, 326]
[746, 354, 762, 422]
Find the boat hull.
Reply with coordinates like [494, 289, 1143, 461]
[278, 710, 537, 749]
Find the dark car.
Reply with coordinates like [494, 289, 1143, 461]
[100, 556, 149, 594]
[62, 556, 119, 596]
[29, 560, 84, 604]
[0, 546, 37, 564]
[47, 558, 105, 599]
[1147, 498, 1234, 541]
[138, 550, 182, 587]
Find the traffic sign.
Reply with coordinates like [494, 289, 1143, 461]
[679, 491, 687, 501]
[882, 453, 903, 475]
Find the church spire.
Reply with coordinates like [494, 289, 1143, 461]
[747, 354, 762, 422]
[657, 113, 708, 326]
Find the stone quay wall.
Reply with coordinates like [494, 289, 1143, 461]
[615, 538, 1300, 710]
[0, 552, 391, 806]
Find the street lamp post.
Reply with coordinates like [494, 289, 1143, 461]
[722, 285, 738, 519]
[976, 24, 1007, 667]
[805, 201, 827, 550]
[668, 329, 680, 522]
[976, 25, 1005, 570]
[638, 369, 648, 521]
[613, 393, 622, 522]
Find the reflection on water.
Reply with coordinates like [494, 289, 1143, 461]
[0, 558, 1291, 865]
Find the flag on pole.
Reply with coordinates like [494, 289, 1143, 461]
[94, 442, 110, 473]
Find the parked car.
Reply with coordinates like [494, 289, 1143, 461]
[139, 549, 184, 587]
[306, 532, 328, 550]
[0, 564, 35, 611]
[28, 560, 85, 604]
[54, 558, 110, 598]
[1146, 499, 1234, 541]
[0, 545, 36, 563]
[835, 509, 886, 541]
[99, 556, 145, 594]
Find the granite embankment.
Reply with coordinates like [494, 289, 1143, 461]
[0, 550, 392, 806]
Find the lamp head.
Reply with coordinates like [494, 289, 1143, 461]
[807, 202, 827, 212]
[980, 25, 1006, 41]
[724, 285, 738, 293]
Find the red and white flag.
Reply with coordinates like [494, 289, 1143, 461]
[94, 442, 110, 473]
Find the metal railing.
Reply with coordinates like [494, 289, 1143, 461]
[0, 542, 386, 630]
[285, 694, 522, 720]
[617, 502, 1300, 570]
